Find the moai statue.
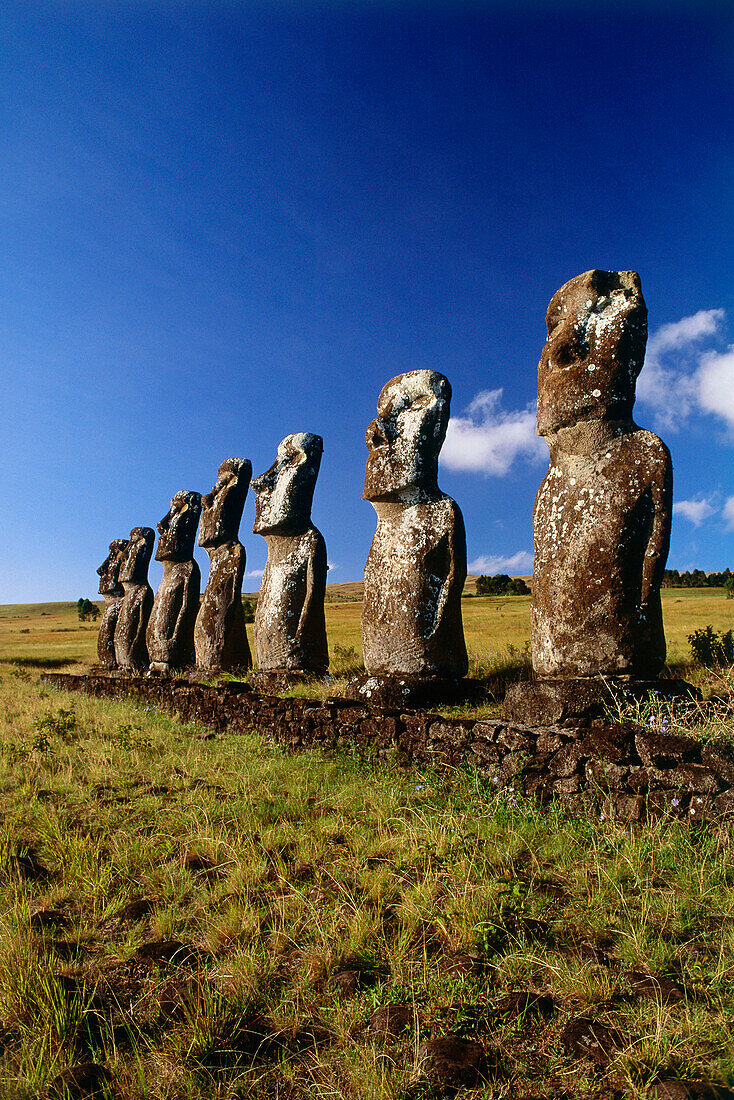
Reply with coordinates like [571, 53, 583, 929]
[96, 539, 129, 669]
[114, 527, 155, 672]
[506, 270, 674, 724]
[194, 459, 252, 674]
[146, 491, 202, 673]
[354, 370, 467, 705]
[251, 433, 328, 677]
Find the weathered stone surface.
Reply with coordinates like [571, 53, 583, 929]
[531, 270, 672, 679]
[41, 673, 734, 825]
[360, 370, 467, 680]
[252, 433, 328, 676]
[195, 459, 252, 673]
[416, 1036, 489, 1090]
[114, 527, 154, 671]
[560, 1014, 624, 1065]
[147, 491, 202, 672]
[96, 538, 129, 668]
[504, 677, 697, 726]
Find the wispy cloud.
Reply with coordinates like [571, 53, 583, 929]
[468, 550, 533, 574]
[442, 389, 546, 476]
[637, 308, 731, 431]
[244, 568, 264, 580]
[723, 497, 734, 532]
[673, 498, 717, 527]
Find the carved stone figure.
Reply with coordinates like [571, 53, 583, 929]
[96, 539, 129, 669]
[251, 433, 328, 676]
[194, 459, 252, 673]
[114, 527, 155, 671]
[361, 370, 468, 681]
[146, 491, 202, 673]
[530, 269, 672, 681]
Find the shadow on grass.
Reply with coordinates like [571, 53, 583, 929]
[1, 656, 81, 669]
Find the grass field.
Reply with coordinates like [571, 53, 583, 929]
[1, 586, 731, 681]
[0, 590, 733, 1097]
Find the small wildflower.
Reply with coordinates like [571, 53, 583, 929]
[600, 812, 606, 821]
[415, 784, 424, 791]
[671, 797, 680, 807]
[491, 776, 499, 784]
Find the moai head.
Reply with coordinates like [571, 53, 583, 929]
[155, 491, 202, 562]
[363, 370, 451, 502]
[537, 270, 647, 438]
[97, 539, 129, 597]
[198, 458, 252, 548]
[119, 527, 155, 584]
[252, 433, 323, 536]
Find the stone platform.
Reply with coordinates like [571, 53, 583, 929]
[41, 673, 734, 825]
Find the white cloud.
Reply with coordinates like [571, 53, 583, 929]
[442, 389, 546, 476]
[326, 561, 338, 571]
[696, 348, 734, 431]
[244, 568, 264, 580]
[637, 308, 727, 430]
[723, 497, 734, 532]
[468, 550, 534, 575]
[673, 498, 716, 527]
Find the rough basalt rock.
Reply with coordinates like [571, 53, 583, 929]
[96, 538, 129, 669]
[252, 433, 328, 676]
[531, 270, 672, 681]
[195, 458, 252, 673]
[504, 677, 698, 727]
[113, 528, 155, 671]
[147, 491, 202, 673]
[360, 370, 467, 680]
[41, 673, 734, 825]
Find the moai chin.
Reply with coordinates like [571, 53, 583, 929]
[96, 539, 129, 669]
[113, 527, 155, 672]
[360, 369, 468, 688]
[251, 433, 328, 676]
[146, 491, 202, 673]
[530, 269, 673, 684]
[194, 458, 252, 673]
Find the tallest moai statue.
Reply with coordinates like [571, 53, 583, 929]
[530, 269, 672, 682]
[500, 267, 678, 732]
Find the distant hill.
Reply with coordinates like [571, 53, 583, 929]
[243, 574, 533, 603]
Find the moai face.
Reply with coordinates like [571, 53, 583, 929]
[536, 270, 647, 437]
[155, 491, 202, 562]
[198, 459, 252, 549]
[363, 370, 451, 502]
[119, 527, 155, 584]
[97, 539, 129, 597]
[252, 433, 323, 536]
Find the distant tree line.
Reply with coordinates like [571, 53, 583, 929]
[475, 574, 531, 597]
[662, 568, 733, 596]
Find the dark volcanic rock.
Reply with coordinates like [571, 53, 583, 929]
[416, 1036, 489, 1091]
[560, 1014, 624, 1065]
[367, 1004, 417, 1038]
[194, 458, 252, 674]
[652, 1083, 734, 1100]
[360, 370, 467, 680]
[531, 269, 672, 680]
[96, 538, 128, 669]
[114, 527, 155, 671]
[147, 490, 202, 672]
[48, 1062, 112, 1098]
[252, 433, 328, 676]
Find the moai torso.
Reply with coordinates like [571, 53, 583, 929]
[114, 527, 155, 672]
[363, 495, 467, 676]
[252, 434, 328, 675]
[195, 459, 252, 673]
[361, 371, 468, 679]
[96, 539, 129, 669]
[530, 270, 672, 679]
[147, 491, 202, 672]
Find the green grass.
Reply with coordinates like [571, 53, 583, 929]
[0, 664, 734, 1097]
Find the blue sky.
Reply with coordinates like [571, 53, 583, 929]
[1, 0, 732, 603]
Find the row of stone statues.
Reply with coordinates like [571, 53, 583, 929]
[96, 269, 673, 698]
[97, 438, 328, 677]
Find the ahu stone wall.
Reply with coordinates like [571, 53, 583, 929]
[42, 673, 734, 825]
